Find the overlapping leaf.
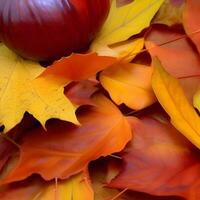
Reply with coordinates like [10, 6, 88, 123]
[145, 26, 200, 78]
[0, 44, 116, 132]
[152, 58, 200, 149]
[109, 115, 200, 199]
[0, 172, 93, 200]
[100, 63, 156, 110]
[91, 0, 164, 51]
[0, 1, 200, 199]
[2, 95, 132, 183]
[94, 38, 144, 63]
[39, 53, 117, 82]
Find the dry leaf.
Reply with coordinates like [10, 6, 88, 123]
[0, 172, 93, 200]
[100, 63, 156, 110]
[109, 115, 200, 200]
[145, 26, 200, 78]
[0, 44, 116, 132]
[152, 58, 200, 149]
[93, 38, 144, 63]
[0, 44, 77, 132]
[91, 0, 164, 51]
[40, 53, 117, 83]
[2, 94, 132, 183]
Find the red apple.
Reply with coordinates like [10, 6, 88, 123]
[0, 0, 110, 61]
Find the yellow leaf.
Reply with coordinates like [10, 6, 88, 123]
[93, 38, 144, 63]
[100, 63, 156, 110]
[91, 0, 164, 50]
[152, 58, 200, 149]
[0, 44, 78, 132]
[193, 88, 200, 112]
[40, 172, 93, 200]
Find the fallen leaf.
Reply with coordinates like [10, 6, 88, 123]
[153, 0, 184, 26]
[0, 172, 93, 200]
[109, 115, 200, 200]
[39, 53, 117, 83]
[152, 58, 200, 149]
[91, 0, 164, 51]
[3, 94, 132, 183]
[183, 0, 200, 54]
[145, 25, 200, 78]
[64, 80, 98, 106]
[100, 63, 156, 110]
[0, 44, 117, 132]
[0, 44, 77, 132]
[93, 38, 144, 63]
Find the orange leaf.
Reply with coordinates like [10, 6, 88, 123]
[3, 95, 132, 183]
[109, 115, 200, 200]
[0, 171, 93, 200]
[39, 53, 117, 84]
[145, 26, 200, 78]
[183, 0, 200, 54]
[152, 58, 200, 149]
[100, 63, 156, 110]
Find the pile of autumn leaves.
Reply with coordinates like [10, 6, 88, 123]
[0, 0, 200, 199]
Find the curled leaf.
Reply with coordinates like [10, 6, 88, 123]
[152, 57, 200, 149]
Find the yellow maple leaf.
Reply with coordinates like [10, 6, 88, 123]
[100, 63, 156, 110]
[152, 57, 200, 149]
[91, 0, 164, 51]
[0, 44, 78, 132]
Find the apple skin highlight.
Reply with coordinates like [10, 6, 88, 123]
[0, 0, 110, 61]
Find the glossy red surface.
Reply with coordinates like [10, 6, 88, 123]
[0, 0, 110, 61]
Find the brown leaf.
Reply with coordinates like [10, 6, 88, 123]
[109, 115, 200, 200]
[2, 95, 132, 183]
[64, 80, 98, 106]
